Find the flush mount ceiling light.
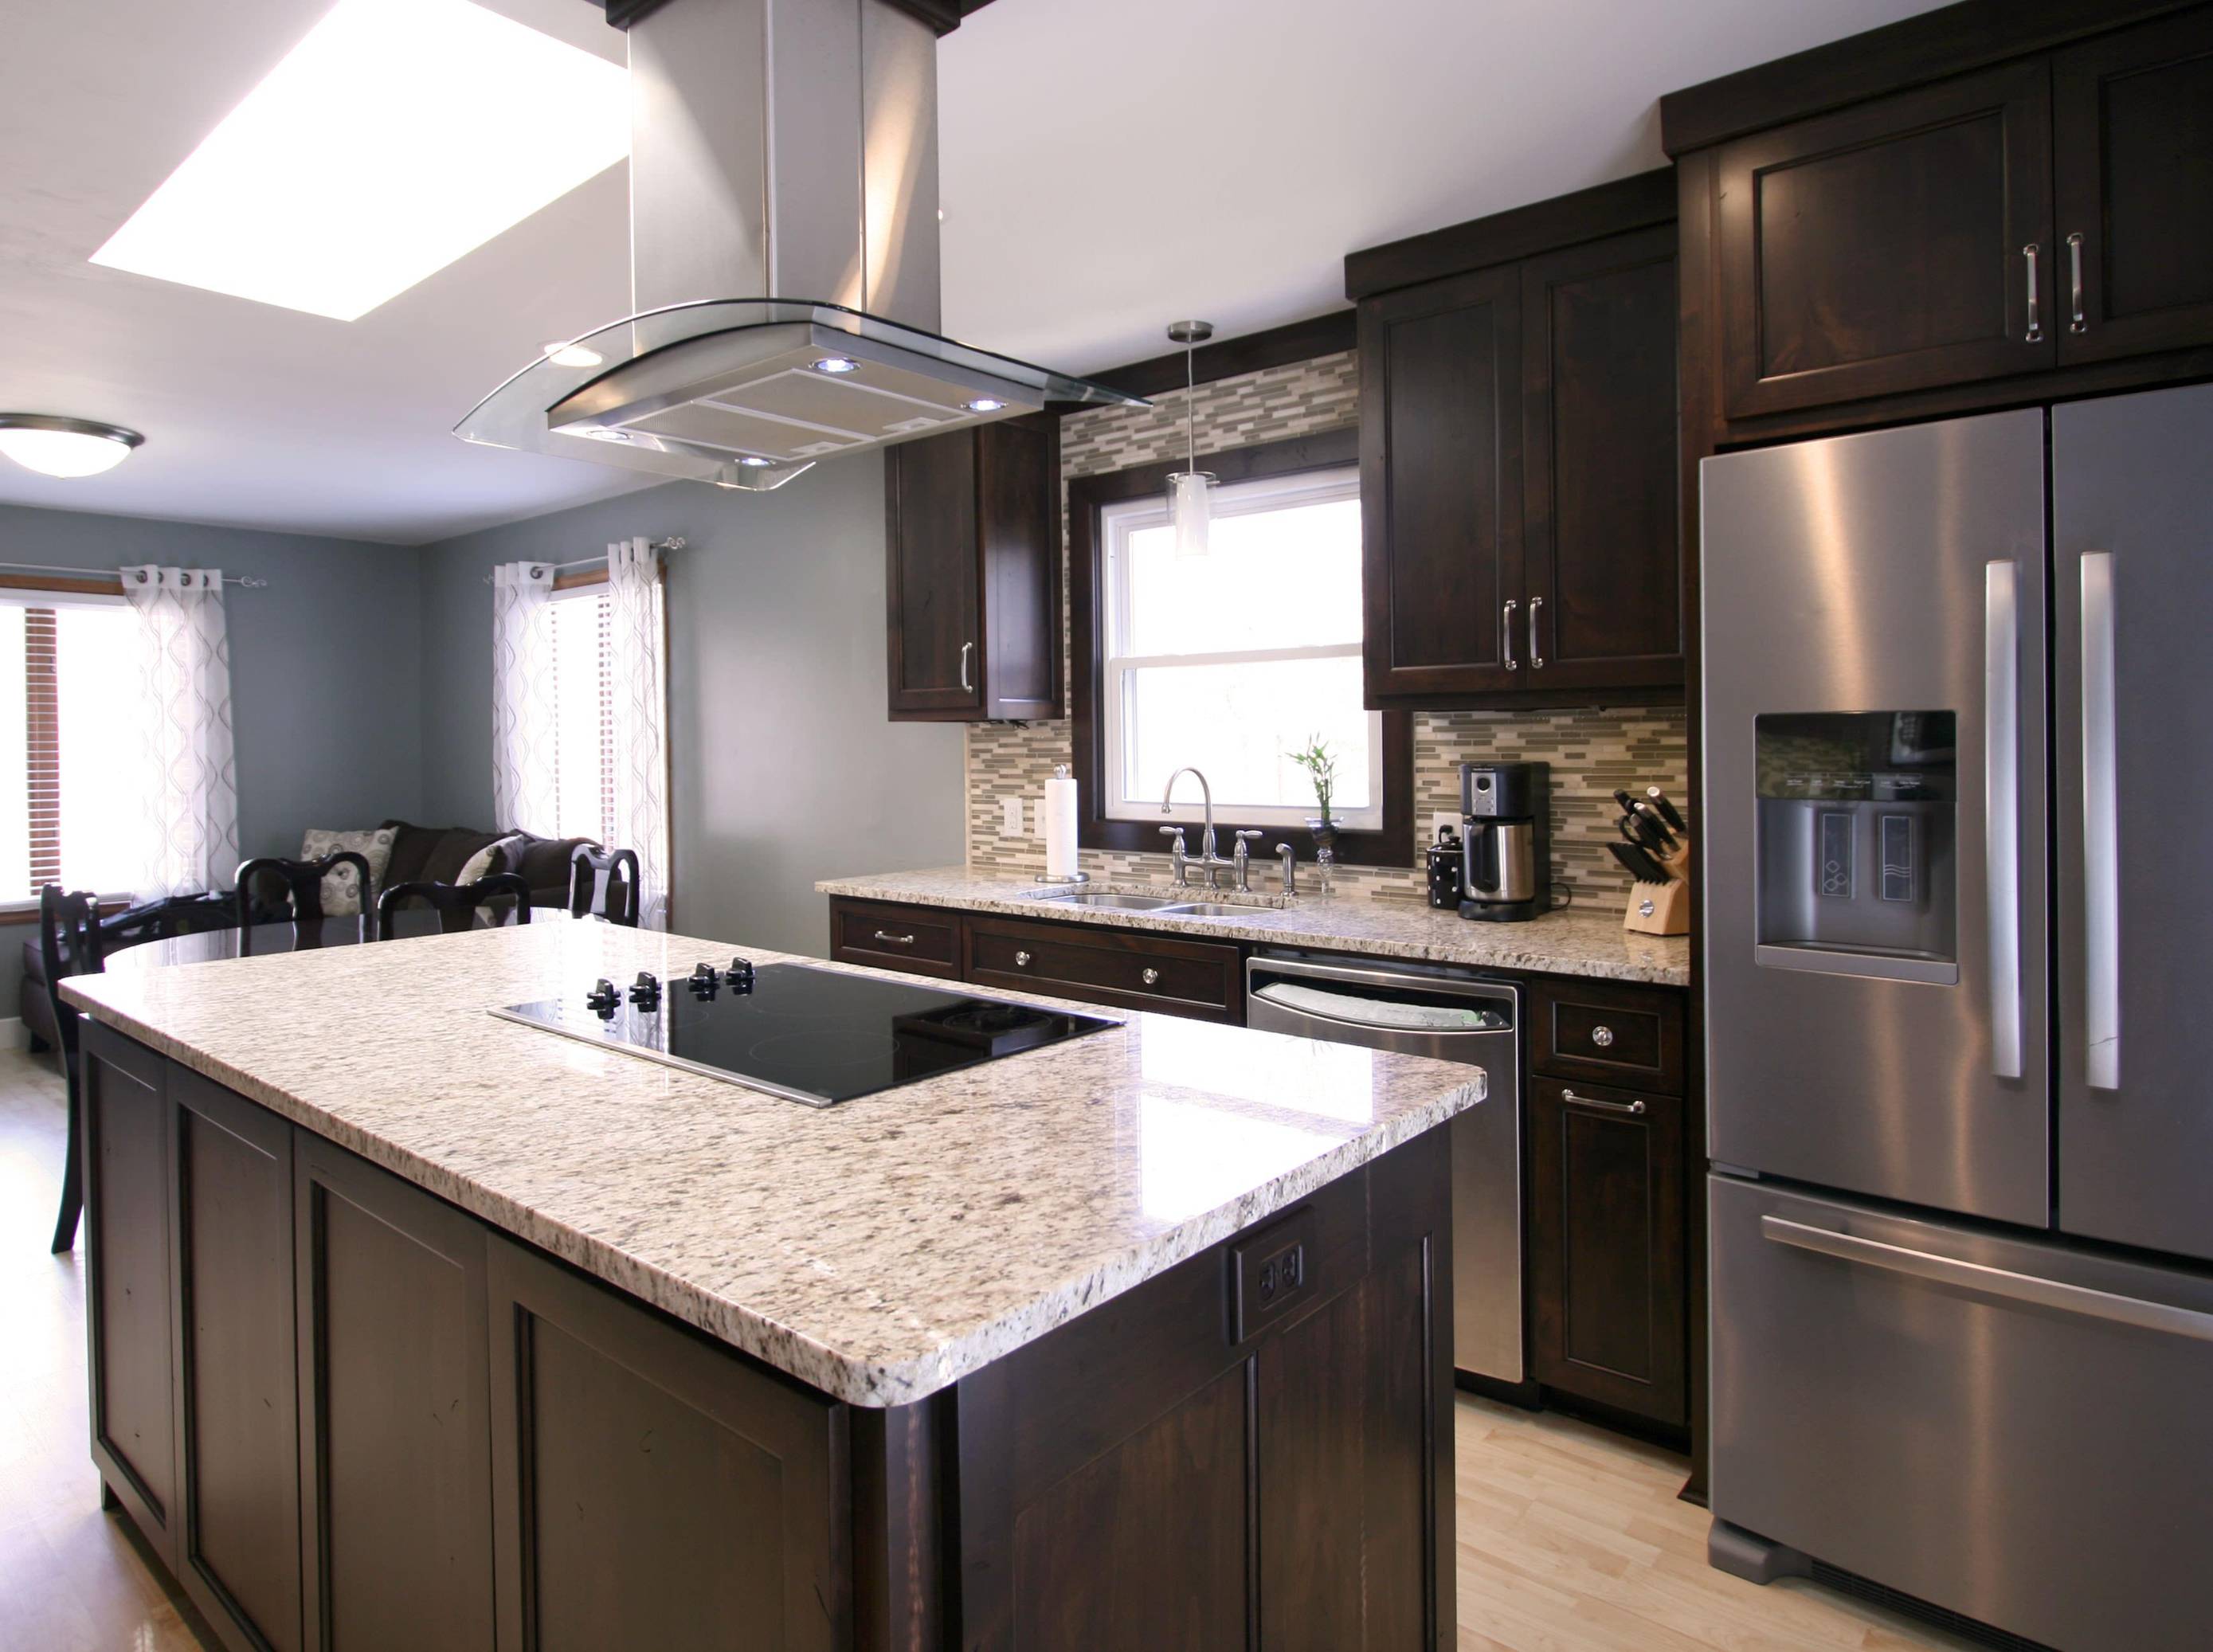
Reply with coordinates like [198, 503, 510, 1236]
[89, 0, 628, 322]
[1164, 321, 1216, 560]
[0, 415, 145, 479]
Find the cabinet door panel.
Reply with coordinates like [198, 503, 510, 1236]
[1520, 226, 1681, 692]
[486, 1238, 844, 1652]
[2054, 9, 2213, 362]
[885, 433, 981, 715]
[1528, 1076, 1686, 1425]
[1360, 265, 1523, 704]
[1717, 62, 2054, 417]
[296, 1142, 494, 1652]
[175, 1071, 301, 1652]
[82, 1028, 178, 1564]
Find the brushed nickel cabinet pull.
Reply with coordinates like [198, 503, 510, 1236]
[1502, 600, 1519, 671]
[2067, 231, 2087, 334]
[959, 640, 974, 693]
[1014, 949, 1032, 968]
[1590, 1024, 1615, 1048]
[871, 930, 915, 947]
[1529, 596, 1545, 668]
[1561, 1089, 1645, 1117]
[2023, 243, 2043, 343]
[1141, 967, 1161, 986]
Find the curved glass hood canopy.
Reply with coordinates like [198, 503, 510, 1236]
[458, 298, 1143, 492]
[456, 0, 1144, 492]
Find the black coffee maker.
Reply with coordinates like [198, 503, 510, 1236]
[1459, 761, 1551, 923]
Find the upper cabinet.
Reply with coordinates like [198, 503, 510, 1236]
[884, 415, 1061, 722]
[1349, 170, 1682, 711]
[1667, 0, 2213, 442]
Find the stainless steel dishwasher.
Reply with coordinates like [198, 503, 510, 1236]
[1245, 951, 1521, 1384]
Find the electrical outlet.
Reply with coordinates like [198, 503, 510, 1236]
[1230, 1207, 1318, 1341]
[1430, 811, 1459, 842]
[1000, 796, 1024, 837]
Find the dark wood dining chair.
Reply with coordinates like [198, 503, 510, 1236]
[376, 874, 534, 939]
[237, 852, 374, 950]
[40, 885, 100, 1254]
[566, 844, 641, 926]
[106, 890, 241, 947]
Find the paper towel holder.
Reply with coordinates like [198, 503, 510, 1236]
[1037, 763, 1092, 885]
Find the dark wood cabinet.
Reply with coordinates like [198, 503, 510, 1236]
[828, 897, 962, 980]
[486, 1238, 846, 1652]
[294, 1137, 495, 1652]
[1526, 977, 1686, 1096]
[173, 1067, 301, 1652]
[1350, 170, 1682, 711]
[2052, 8, 2213, 362]
[80, 1021, 180, 1569]
[884, 416, 1061, 722]
[1714, 61, 2054, 417]
[965, 913, 1244, 1023]
[1527, 1075, 1687, 1427]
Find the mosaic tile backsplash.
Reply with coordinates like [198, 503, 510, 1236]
[962, 346, 1690, 909]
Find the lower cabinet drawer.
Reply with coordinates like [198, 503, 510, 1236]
[828, 898, 962, 978]
[1528, 977, 1685, 1094]
[965, 915, 1243, 1023]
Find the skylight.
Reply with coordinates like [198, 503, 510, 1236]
[90, 0, 629, 322]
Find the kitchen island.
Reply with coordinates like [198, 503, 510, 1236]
[62, 920, 1481, 1652]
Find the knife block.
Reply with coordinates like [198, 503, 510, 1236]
[1622, 838, 1691, 936]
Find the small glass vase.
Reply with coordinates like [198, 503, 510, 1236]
[1305, 817, 1339, 896]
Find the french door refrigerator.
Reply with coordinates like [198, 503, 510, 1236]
[1701, 382, 2213, 1652]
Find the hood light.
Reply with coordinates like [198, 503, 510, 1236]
[543, 340, 603, 369]
[0, 414, 146, 478]
[810, 355, 860, 375]
[964, 397, 1005, 413]
[738, 455, 774, 467]
[582, 428, 634, 443]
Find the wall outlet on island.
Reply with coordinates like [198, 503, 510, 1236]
[1001, 796, 1024, 837]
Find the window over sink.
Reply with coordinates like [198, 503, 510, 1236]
[1099, 464, 1382, 832]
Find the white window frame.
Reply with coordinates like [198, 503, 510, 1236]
[1100, 464, 1383, 832]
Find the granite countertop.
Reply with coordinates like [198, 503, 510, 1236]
[61, 922, 1483, 1408]
[817, 867, 1690, 988]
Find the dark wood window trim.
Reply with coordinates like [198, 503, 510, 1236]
[1069, 427, 1415, 868]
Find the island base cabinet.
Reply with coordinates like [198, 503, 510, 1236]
[294, 1139, 497, 1652]
[954, 1130, 1455, 1651]
[484, 1238, 848, 1652]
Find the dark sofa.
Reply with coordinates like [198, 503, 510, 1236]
[19, 820, 597, 1049]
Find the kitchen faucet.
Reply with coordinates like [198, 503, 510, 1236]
[1159, 767, 1231, 888]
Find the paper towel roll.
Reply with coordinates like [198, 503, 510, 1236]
[1044, 769, 1079, 880]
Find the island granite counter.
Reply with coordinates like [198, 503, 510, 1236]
[62, 920, 1479, 1652]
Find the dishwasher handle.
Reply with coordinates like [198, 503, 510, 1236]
[1245, 952, 1518, 1012]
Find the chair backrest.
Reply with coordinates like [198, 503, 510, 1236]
[237, 852, 374, 926]
[566, 844, 641, 926]
[107, 891, 240, 950]
[38, 886, 100, 1059]
[376, 874, 534, 940]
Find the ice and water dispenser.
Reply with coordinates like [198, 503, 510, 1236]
[1753, 711, 1960, 983]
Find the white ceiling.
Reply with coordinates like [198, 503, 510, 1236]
[0, 0, 1947, 546]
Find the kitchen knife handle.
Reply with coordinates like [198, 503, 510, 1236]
[1528, 597, 1545, 668]
[1501, 601, 1518, 671]
[2081, 551, 2121, 1090]
[1984, 560, 2024, 1081]
[1646, 787, 1687, 835]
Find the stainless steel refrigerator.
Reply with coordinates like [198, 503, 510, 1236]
[1701, 382, 2213, 1652]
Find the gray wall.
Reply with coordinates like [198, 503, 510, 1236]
[0, 500, 425, 1016]
[417, 454, 965, 957]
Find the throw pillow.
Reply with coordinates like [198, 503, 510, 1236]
[458, 833, 527, 888]
[300, 826, 398, 917]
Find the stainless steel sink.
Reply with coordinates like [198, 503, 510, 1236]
[1159, 901, 1270, 918]
[1035, 891, 1191, 910]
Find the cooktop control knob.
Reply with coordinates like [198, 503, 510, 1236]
[687, 961, 720, 998]
[727, 957, 755, 995]
[585, 977, 619, 1017]
[626, 971, 661, 1012]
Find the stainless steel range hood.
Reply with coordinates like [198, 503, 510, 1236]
[456, 0, 1142, 490]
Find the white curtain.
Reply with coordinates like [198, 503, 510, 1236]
[491, 562, 558, 837]
[605, 538, 672, 930]
[119, 565, 239, 899]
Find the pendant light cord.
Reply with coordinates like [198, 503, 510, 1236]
[1185, 338, 1197, 475]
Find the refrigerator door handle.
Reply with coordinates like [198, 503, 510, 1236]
[1984, 561, 2023, 1080]
[2081, 551, 2121, 1090]
[1760, 1216, 2213, 1344]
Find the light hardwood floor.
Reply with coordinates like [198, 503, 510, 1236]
[0, 1046, 1986, 1652]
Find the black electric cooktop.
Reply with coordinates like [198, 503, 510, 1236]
[492, 960, 1116, 1107]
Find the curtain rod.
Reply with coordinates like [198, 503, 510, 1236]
[480, 536, 685, 585]
[0, 561, 267, 588]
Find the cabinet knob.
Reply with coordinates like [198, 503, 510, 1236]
[1142, 967, 1161, 987]
[1591, 1024, 1615, 1048]
[1014, 949, 1032, 968]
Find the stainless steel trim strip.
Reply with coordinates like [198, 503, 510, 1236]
[1760, 1215, 2213, 1343]
[1985, 560, 2024, 1079]
[2081, 550, 2121, 1089]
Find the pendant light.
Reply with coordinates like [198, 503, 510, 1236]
[0, 414, 144, 479]
[1164, 320, 1214, 559]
